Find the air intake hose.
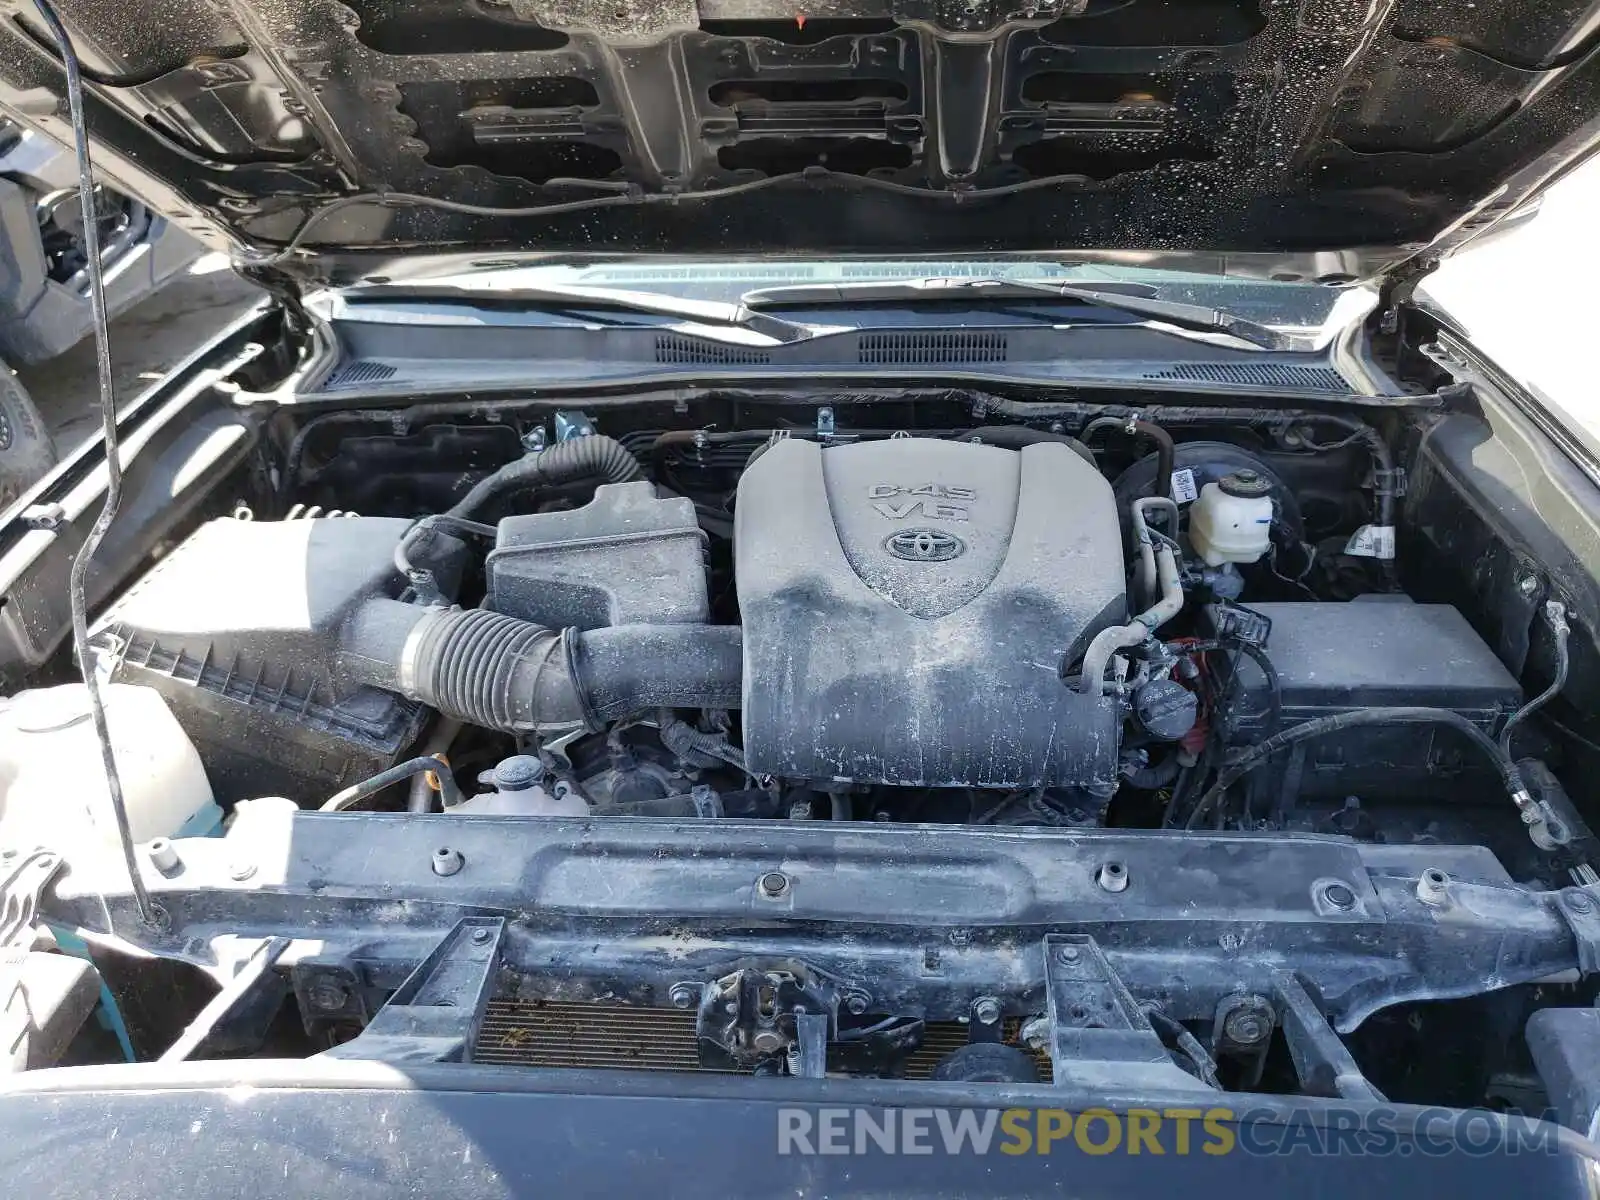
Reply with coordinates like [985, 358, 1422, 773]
[446, 434, 644, 521]
[341, 599, 743, 737]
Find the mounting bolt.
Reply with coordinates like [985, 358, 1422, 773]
[228, 860, 256, 882]
[669, 983, 697, 1009]
[690, 784, 719, 817]
[973, 996, 1002, 1025]
[432, 847, 465, 877]
[1321, 881, 1357, 911]
[1056, 945, 1081, 964]
[1416, 868, 1450, 907]
[1518, 574, 1541, 598]
[470, 927, 492, 945]
[1096, 861, 1129, 893]
[1223, 1008, 1268, 1045]
[844, 991, 870, 1015]
[305, 981, 347, 1012]
[1565, 888, 1596, 915]
[757, 871, 791, 899]
[146, 839, 180, 875]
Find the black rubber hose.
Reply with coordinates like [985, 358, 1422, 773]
[1122, 754, 1182, 791]
[659, 716, 747, 770]
[650, 429, 769, 474]
[446, 434, 644, 521]
[1228, 641, 1282, 740]
[321, 755, 464, 811]
[1081, 417, 1175, 500]
[961, 425, 1097, 465]
[407, 718, 462, 813]
[1185, 706, 1524, 830]
[341, 599, 743, 737]
[394, 515, 496, 584]
[1300, 416, 1395, 526]
[1184, 638, 1283, 742]
[1294, 416, 1399, 588]
[581, 624, 745, 721]
[282, 410, 403, 495]
[1501, 602, 1571, 762]
[1144, 1008, 1222, 1088]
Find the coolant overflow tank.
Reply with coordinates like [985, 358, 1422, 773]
[734, 437, 1127, 788]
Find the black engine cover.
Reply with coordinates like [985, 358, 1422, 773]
[735, 437, 1125, 789]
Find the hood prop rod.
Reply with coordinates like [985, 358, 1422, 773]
[35, 0, 161, 929]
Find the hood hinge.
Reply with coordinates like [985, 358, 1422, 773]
[1377, 254, 1441, 335]
[233, 262, 312, 336]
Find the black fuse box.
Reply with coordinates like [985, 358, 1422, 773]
[1223, 598, 1522, 806]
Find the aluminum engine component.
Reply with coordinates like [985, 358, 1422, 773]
[735, 436, 1126, 788]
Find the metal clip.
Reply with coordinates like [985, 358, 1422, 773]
[18, 503, 65, 531]
[1371, 466, 1407, 497]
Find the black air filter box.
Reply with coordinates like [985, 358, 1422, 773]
[90, 516, 462, 803]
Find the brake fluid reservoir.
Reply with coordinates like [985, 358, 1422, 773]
[0, 683, 219, 851]
[1188, 470, 1274, 566]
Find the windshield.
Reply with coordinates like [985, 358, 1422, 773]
[402, 257, 1365, 332]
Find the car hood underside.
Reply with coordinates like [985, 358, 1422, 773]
[3, 0, 1600, 277]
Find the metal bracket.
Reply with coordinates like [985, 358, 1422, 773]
[696, 963, 839, 1069]
[694, 962, 922, 1074]
[815, 406, 836, 439]
[292, 958, 369, 1029]
[1043, 934, 1210, 1091]
[18, 502, 65, 531]
[1557, 887, 1600, 975]
[0, 848, 63, 953]
[1212, 992, 1275, 1089]
[322, 917, 505, 1063]
[1371, 465, 1407, 498]
[554, 411, 597, 442]
[792, 1011, 828, 1078]
[161, 937, 290, 1062]
[1273, 971, 1383, 1101]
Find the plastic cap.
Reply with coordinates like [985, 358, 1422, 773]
[1218, 469, 1272, 499]
[491, 754, 546, 792]
[1134, 679, 1199, 741]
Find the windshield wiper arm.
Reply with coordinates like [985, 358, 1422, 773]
[741, 277, 1291, 351]
[345, 280, 815, 345]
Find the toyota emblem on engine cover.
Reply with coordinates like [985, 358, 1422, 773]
[884, 528, 965, 562]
